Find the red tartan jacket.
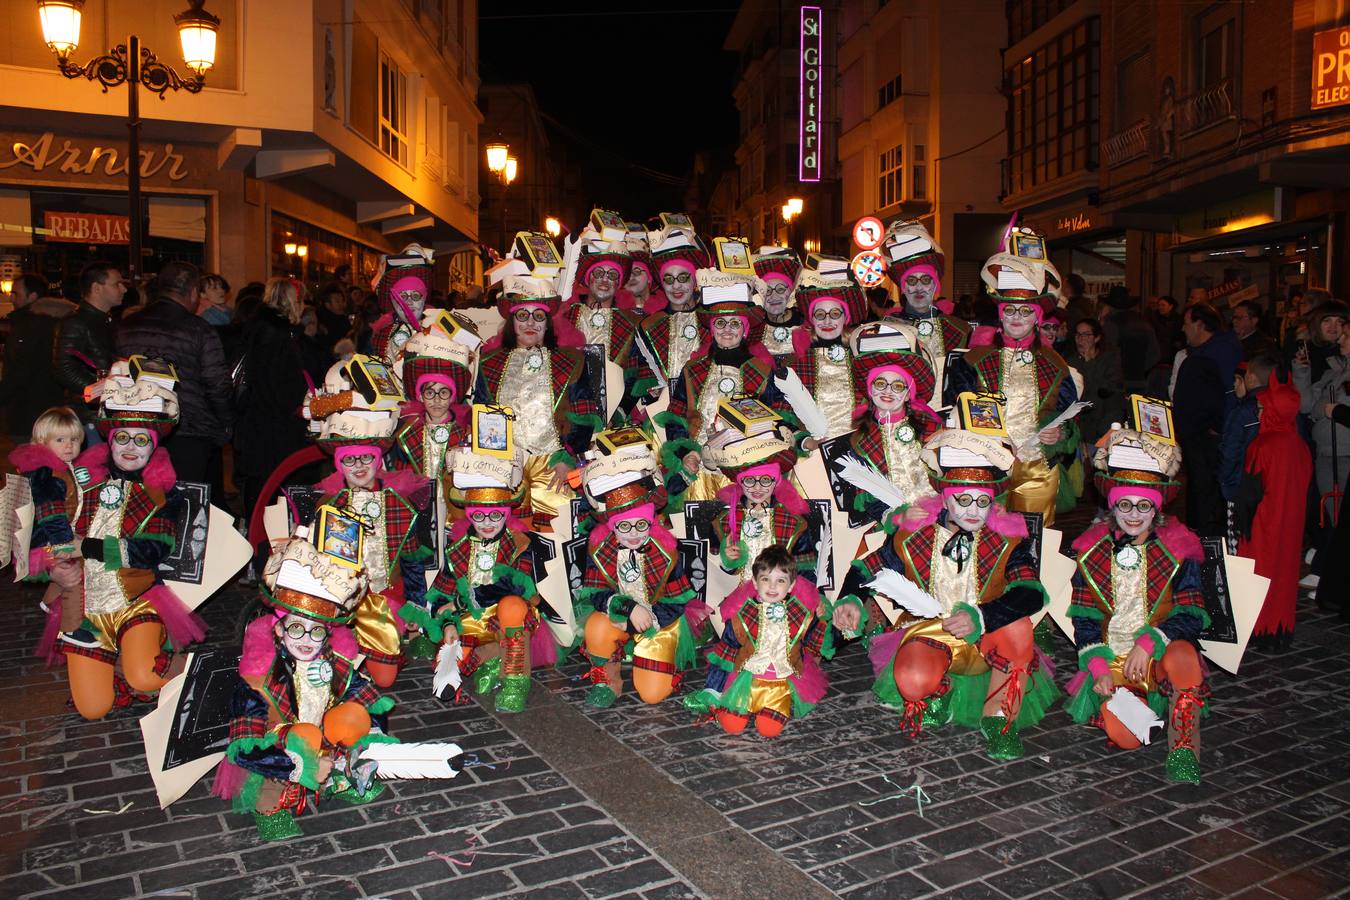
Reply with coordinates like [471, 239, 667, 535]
[565, 304, 643, 365]
[391, 416, 470, 475]
[581, 535, 693, 628]
[371, 318, 414, 367]
[707, 592, 824, 676]
[713, 502, 814, 575]
[949, 341, 1076, 425]
[427, 529, 535, 618]
[474, 345, 598, 461]
[74, 474, 180, 591]
[637, 310, 703, 384]
[666, 353, 777, 442]
[895, 311, 972, 354]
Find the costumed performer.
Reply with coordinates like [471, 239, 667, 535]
[620, 224, 660, 312]
[783, 257, 869, 445]
[565, 224, 643, 422]
[1065, 428, 1210, 784]
[633, 226, 713, 403]
[687, 544, 828, 737]
[370, 244, 434, 368]
[390, 329, 475, 480]
[882, 218, 971, 404]
[833, 430, 1058, 759]
[945, 227, 1079, 525]
[754, 246, 804, 359]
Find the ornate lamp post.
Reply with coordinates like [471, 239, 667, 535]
[36, 0, 220, 279]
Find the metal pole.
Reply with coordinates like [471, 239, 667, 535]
[127, 34, 143, 282]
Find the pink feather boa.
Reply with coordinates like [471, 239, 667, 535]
[35, 597, 63, 665]
[1070, 517, 1203, 562]
[144, 583, 206, 649]
[969, 324, 999, 347]
[790, 325, 814, 359]
[529, 623, 558, 667]
[641, 289, 670, 314]
[140, 448, 177, 491]
[12, 442, 111, 481]
[315, 468, 432, 505]
[900, 494, 1028, 538]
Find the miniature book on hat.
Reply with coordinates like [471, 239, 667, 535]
[957, 392, 1009, 437]
[594, 426, 655, 458]
[1009, 229, 1047, 260]
[470, 404, 515, 459]
[514, 231, 565, 271]
[1129, 394, 1176, 444]
[806, 253, 850, 276]
[348, 357, 405, 407]
[590, 209, 628, 242]
[659, 212, 694, 230]
[422, 309, 484, 350]
[854, 325, 914, 355]
[717, 396, 781, 437]
[128, 355, 179, 388]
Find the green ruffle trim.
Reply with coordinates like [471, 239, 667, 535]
[351, 731, 400, 751]
[951, 602, 984, 644]
[871, 658, 1060, 730]
[606, 594, 635, 626]
[1067, 603, 1104, 621]
[631, 376, 659, 398]
[494, 564, 537, 600]
[1166, 603, 1212, 629]
[683, 687, 720, 714]
[659, 436, 700, 477]
[573, 586, 609, 628]
[1135, 625, 1169, 661]
[566, 411, 606, 431]
[653, 410, 689, 433]
[103, 537, 124, 571]
[545, 449, 577, 469]
[366, 696, 396, 716]
[1065, 677, 1170, 725]
[284, 730, 321, 790]
[233, 771, 264, 816]
[790, 679, 816, 719]
[1077, 643, 1117, 670]
[226, 733, 279, 763]
[719, 539, 749, 572]
[706, 651, 736, 672]
[714, 669, 754, 714]
[1005, 579, 1049, 611]
[399, 602, 441, 642]
[674, 616, 697, 671]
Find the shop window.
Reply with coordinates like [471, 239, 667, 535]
[380, 52, 410, 167]
[878, 144, 902, 208]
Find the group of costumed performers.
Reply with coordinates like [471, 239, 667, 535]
[13, 365, 205, 719]
[2, 216, 1277, 840]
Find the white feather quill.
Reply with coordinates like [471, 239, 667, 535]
[432, 639, 462, 700]
[814, 510, 832, 588]
[774, 368, 830, 440]
[866, 569, 943, 619]
[359, 741, 465, 779]
[837, 454, 910, 514]
[633, 330, 664, 383]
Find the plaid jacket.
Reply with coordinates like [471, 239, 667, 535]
[228, 651, 381, 781]
[582, 535, 693, 628]
[428, 530, 535, 616]
[666, 354, 779, 442]
[784, 343, 862, 414]
[392, 417, 470, 475]
[707, 593, 825, 675]
[847, 414, 943, 518]
[475, 345, 598, 459]
[713, 503, 814, 574]
[319, 486, 428, 606]
[372, 319, 414, 368]
[74, 476, 180, 572]
[1069, 529, 1207, 662]
[637, 311, 703, 383]
[895, 311, 972, 354]
[565, 304, 643, 366]
[946, 342, 1077, 422]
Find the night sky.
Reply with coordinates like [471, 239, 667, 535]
[479, 3, 740, 213]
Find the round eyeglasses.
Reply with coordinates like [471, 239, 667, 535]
[283, 622, 329, 642]
[1113, 498, 1155, 514]
[340, 454, 376, 468]
[470, 510, 506, 523]
[739, 475, 778, 488]
[111, 431, 153, 447]
[950, 493, 993, 509]
[613, 519, 652, 533]
[513, 309, 549, 323]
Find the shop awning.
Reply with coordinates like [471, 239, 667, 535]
[1168, 216, 1329, 255]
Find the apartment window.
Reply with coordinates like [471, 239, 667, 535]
[1007, 0, 1077, 45]
[877, 75, 902, 111]
[1005, 17, 1099, 196]
[1116, 50, 1152, 127]
[380, 53, 409, 166]
[1190, 7, 1237, 129]
[878, 144, 903, 208]
[911, 144, 926, 200]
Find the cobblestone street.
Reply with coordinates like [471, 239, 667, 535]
[1, 566, 1348, 899]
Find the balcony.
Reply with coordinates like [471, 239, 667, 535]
[1103, 120, 1151, 167]
[1180, 79, 1235, 134]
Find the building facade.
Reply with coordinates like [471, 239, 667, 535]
[0, 0, 482, 296]
[1004, 0, 1350, 314]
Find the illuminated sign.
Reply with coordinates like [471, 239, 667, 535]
[43, 212, 132, 244]
[799, 6, 822, 182]
[1313, 26, 1350, 111]
[1056, 213, 1093, 234]
[0, 132, 189, 182]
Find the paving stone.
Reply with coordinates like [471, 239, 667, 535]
[138, 855, 240, 893]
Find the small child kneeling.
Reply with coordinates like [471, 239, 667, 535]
[687, 545, 829, 737]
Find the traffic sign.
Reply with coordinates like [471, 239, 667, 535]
[851, 250, 887, 288]
[852, 216, 884, 250]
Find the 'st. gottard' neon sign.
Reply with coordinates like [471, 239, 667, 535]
[800, 6, 822, 182]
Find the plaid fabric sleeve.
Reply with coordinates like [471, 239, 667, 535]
[226, 679, 294, 781]
[800, 614, 826, 658]
[580, 557, 617, 612]
[30, 468, 75, 547]
[124, 496, 181, 570]
[562, 367, 600, 459]
[660, 558, 693, 605]
[661, 371, 691, 443]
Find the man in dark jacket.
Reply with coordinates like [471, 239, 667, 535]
[54, 261, 125, 436]
[116, 261, 233, 485]
[1174, 302, 1244, 537]
[1100, 286, 1161, 395]
[0, 274, 75, 438]
[1231, 299, 1276, 360]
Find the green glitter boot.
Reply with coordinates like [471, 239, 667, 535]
[922, 691, 952, 728]
[495, 674, 531, 713]
[253, 810, 302, 842]
[586, 684, 617, 708]
[472, 656, 502, 695]
[981, 715, 1025, 761]
[405, 632, 437, 660]
[1166, 748, 1201, 784]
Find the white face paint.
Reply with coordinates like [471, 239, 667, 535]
[277, 613, 328, 662]
[613, 515, 652, 550]
[944, 490, 993, 531]
[1112, 495, 1158, 539]
[469, 508, 508, 540]
[810, 299, 846, 341]
[625, 266, 650, 296]
[586, 266, 620, 305]
[661, 266, 696, 309]
[868, 373, 910, 414]
[762, 280, 793, 316]
[341, 452, 379, 490]
[901, 270, 937, 313]
[1000, 303, 1038, 342]
[739, 473, 777, 506]
[711, 315, 745, 349]
[110, 427, 154, 473]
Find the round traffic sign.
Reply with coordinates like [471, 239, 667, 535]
[851, 250, 887, 288]
[853, 216, 884, 250]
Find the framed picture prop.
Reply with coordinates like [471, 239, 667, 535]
[1130, 395, 1176, 444]
[470, 404, 515, 458]
[958, 392, 1008, 436]
[315, 504, 364, 569]
[713, 237, 754, 275]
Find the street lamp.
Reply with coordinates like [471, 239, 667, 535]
[485, 140, 509, 175]
[503, 156, 518, 186]
[37, 0, 220, 279]
[544, 217, 561, 238]
[782, 197, 803, 221]
[0, 277, 13, 296]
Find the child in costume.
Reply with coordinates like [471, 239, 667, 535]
[706, 435, 816, 584]
[843, 320, 944, 518]
[61, 371, 205, 719]
[370, 244, 434, 367]
[576, 459, 700, 708]
[833, 430, 1058, 760]
[310, 401, 432, 688]
[783, 258, 868, 445]
[419, 448, 547, 713]
[1065, 428, 1210, 784]
[391, 329, 474, 480]
[10, 406, 107, 661]
[754, 247, 805, 359]
[215, 535, 393, 840]
[689, 545, 828, 737]
[882, 219, 971, 403]
[475, 273, 599, 525]
[634, 226, 713, 401]
[945, 229, 1079, 525]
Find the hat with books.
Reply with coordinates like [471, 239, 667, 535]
[314, 407, 400, 454]
[373, 243, 435, 324]
[1091, 427, 1182, 506]
[795, 256, 865, 324]
[753, 246, 803, 289]
[581, 442, 665, 520]
[306, 354, 407, 427]
[981, 226, 1062, 314]
[921, 430, 1015, 495]
[624, 225, 655, 280]
[575, 231, 633, 289]
[695, 269, 763, 318]
[261, 533, 367, 624]
[444, 447, 527, 509]
[651, 226, 712, 280]
[703, 433, 796, 481]
[849, 320, 936, 403]
[496, 272, 563, 318]
[401, 329, 475, 403]
[92, 359, 180, 438]
[881, 219, 945, 286]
